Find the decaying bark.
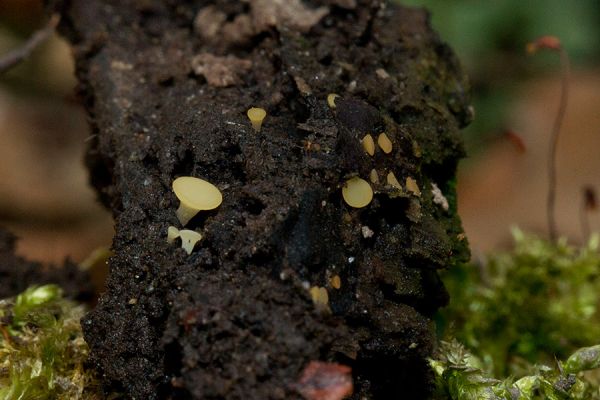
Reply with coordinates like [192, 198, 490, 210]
[56, 0, 471, 398]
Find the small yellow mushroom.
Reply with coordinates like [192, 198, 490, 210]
[327, 93, 339, 108]
[309, 286, 330, 312]
[167, 226, 180, 244]
[247, 107, 267, 132]
[386, 171, 402, 190]
[361, 134, 375, 156]
[179, 230, 203, 255]
[369, 169, 379, 184]
[79, 246, 113, 271]
[172, 176, 223, 226]
[330, 275, 341, 289]
[377, 132, 393, 154]
[342, 177, 373, 208]
[405, 177, 421, 196]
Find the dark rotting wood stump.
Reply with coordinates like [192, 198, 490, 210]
[55, 0, 472, 398]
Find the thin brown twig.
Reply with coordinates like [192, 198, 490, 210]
[0, 14, 60, 75]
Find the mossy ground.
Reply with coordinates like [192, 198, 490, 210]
[0, 285, 101, 400]
[433, 230, 600, 399]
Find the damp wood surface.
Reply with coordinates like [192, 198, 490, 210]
[55, 0, 472, 398]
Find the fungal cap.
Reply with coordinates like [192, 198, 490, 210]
[342, 177, 373, 208]
[327, 93, 339, 108]
[369, 169, 379, 184]
[172, 176, 223, 226]
[167, 226, 180, 244]
[361, 134, 375, 156]
[309, 286, 330, 311]
[179, 229, 203, 255]
[405, 177, 421, 196]
[377, 133, 393, 154]
[247, 107, 267, 132]
[386, 171, 402, 190]
[330, 275, 341, 289]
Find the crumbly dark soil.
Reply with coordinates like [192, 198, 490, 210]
[55, 0, 471, 398]
[0, 227, 94, 301]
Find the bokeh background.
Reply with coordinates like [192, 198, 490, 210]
[1, 0, 599, 265]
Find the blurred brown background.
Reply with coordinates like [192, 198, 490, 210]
[0, 0, 113, 265]
[0, 0, 599, 265]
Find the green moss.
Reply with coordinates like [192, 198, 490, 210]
[0, 285, 101, 399]
[431, 340, 600, 400]
[433, 230, 600, 399]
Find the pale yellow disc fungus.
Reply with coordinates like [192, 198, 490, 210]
[342, 177, 373, 208]
[369, 169, 379, 184]
[172, 176, 223, 226]
[405, 177, 421, 197]
[167, 226, 180, 244]
[309, 286, 330, 312]
[377, 132, 393, 154]
[386, 171, 402, 190]
[361, 134, 375, 156]
[179, 229, 203, 255]
[330, 275, 341, 290]
[327, 93, 339, 108]
[247, 107, 267, 132]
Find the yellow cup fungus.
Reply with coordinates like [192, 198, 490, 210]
[361, 134, 375, 156]
[172, 176, 223, 226]
[330, 275, 341, 290]
[179, 230, 203, 255]
[342, 177, 373, 208]
[377, 132, 393, 154]
[167, 226, 202, 254]
[405, 177, 421, 197]
[167, 226, 180, 244]
[247, 107, 267, 132]
[327, 93, 339, 108]
[386, 171, 402, 190]
[309, 286, 330, 312]
[369, 169, 379, 184]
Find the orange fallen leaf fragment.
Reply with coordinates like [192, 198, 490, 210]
[294, 361, 353, 400]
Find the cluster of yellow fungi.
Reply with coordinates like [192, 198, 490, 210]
[336, 106, 421, 209]
[168, 176, 223, 255]
[340, 128, 397, 208]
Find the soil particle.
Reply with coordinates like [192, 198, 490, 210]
[56, 0, 471, 398]
[191, 53, 252, 87]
